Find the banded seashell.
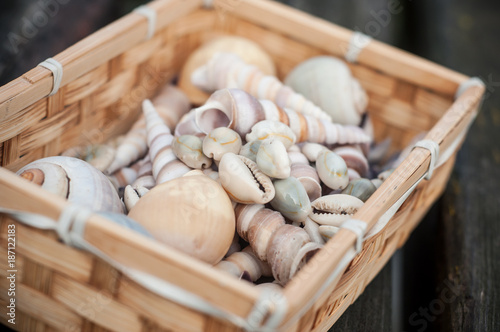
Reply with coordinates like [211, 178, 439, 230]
[107, 85, 191, 174]
[143, 99, 192, 184]
[316, 150, 349, 190]
[284, 56, 368, 125]
[131, 156, 155, 189]
[215, 246, 272, 282]
[235, 204, 285, 261]
[333, 145, 369, 178]
[107, 155, 149, 191]
[191, 52, 332, 121]
[172, 135, 212, 169]
[186, 89, 370, 146]
[203, 127, 242, 162]
[303, 217, 325, 245]
[290, 163, 322, 202]
[218, 153, 275, 204]
[17, 156, 124, 213]
[310, 194, 364, 226]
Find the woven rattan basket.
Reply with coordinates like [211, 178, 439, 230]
[0, 0, 485, 331]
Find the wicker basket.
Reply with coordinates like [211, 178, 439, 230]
[0, 0, 484, 331]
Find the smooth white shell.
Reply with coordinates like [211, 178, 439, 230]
[246, 120, 296, 149]
[256, 140, 291, 179]
[203, 127, 242, 161]
[316, 150, 349, 190]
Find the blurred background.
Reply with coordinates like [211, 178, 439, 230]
[1, 0, 499, 331]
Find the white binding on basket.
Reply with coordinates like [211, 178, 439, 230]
[345, 31, 372, 63]
[413, 140, 440, 180]
[134, 5, 157, 40]
[340, 219, 367, 254]
[38, 58, 63, 96]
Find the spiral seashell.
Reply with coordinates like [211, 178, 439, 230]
[143, 99, 192, 185]
[17, 156, 124, 213]
[316, 150, 349, 190]
[333, 145, 369, 178]
[235, 204, 285, 261]
[187, 89, 370, 146]
[108, 155, 149, 191]
[246, 120, 296, 149]
[107, 85, 191, 174]
[131, 157, 155, 189]
[218, 153, 275, 204]
[290, 163, 322, 202]
[62, 144, 116, 173]
[128, 174, 235, 264]
[239, 140, 262, 162]
[341, 178, 377, 202]
[203, 127, 242, 162]
[284, 56, 368, 125]
[270, 177, 312, 224]
[172, 135, 212, 169]
[215, 246, 272, 282]
[235, 204, 320, 285]
[152, 84, 191, 131]
[256, 140, 291, 179]
[267, 225, 319, 285]
[310, 194, 364, 226]
[124, 185, 150, 212]
[301, 142, 328, 162]
[174, 109, 206, 138]
[191, 53, 332, 121]
[180, 36, 276, 105]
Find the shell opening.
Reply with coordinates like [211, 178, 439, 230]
[196, 108, 231, 134]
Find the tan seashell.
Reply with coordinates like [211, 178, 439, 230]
[316, 150, 349, 190]
[108, 155, 149, 191]
[284, 56, 368, 125]
[255, 282, 283, 292]
[256, 139, 291, 179]
[152, 85, 192, 131]
[172, 135, 212, 169]
[225, 232, 241, 258]
[310, 194, 364, 226]
[203, 127, 242, 162]
[218, 153, 275, 204]
[184, 89, 370, 146]
[289, 241, 323, 279]
[179, 36, 276, 105]
[202, 168, 220, 183]
[17, 156, 124, 213]
[143, 99, 192, 184]
[290, 163, 322, 202]
[192, 53, 331, 121]
[128, 174, 235, 264]
[174, 109, 206, 138]
[235, 204, 285, 262]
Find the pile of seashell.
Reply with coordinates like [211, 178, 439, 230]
[16, 36, 419, 287]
